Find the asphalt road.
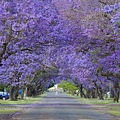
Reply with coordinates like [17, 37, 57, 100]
[12, 91, 117, 120]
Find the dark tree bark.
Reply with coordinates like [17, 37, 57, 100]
[91, 89, 97, 98]
[86, 89, 92, 98]
[93, 81, 104, 100]
[9, 86, 19, 101]
[79, 84, 83, 98]
[113, 82, 119, 103]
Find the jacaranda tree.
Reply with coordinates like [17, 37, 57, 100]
[0, 0, 119, 102]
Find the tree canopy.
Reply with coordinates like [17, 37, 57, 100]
[0, 0, 120, 102]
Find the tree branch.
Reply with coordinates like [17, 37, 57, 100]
[97, 67, 120, 79]
[98, 0, 107, 5]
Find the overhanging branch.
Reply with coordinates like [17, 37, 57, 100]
[97, 67, 120, 79]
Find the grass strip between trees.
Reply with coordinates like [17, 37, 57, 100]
[0, 93, 47, 114]
[67, 93, 120, 117]
[77, 96, 120, 117]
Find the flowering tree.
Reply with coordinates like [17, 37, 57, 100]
[0, 0, 65, 100]
[0, 0, 119, 102]
[96, 2, 120, 102]
[53, 0, 120, 101]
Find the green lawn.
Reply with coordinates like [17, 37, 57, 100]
[106, 105, 120, 116]
[0, 93, 46, 104]
[76, 96, 120, 117]
[0, 93, 46, 114]
[68, 93, 120, 117]
[0, 105, 21, 114]
[0, 108, 20, 114]
[79, 98, 114, 104]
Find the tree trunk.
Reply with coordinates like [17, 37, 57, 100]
[113, 82, 119, 103]
[9, 86, 14, 100]
[86, 89, 91, 98]
[21, 86, 27, 99]
[94, 82, 104, 100]
[91, 89, 97, 98]
[99, 86, 104, 100]
[9, 86, 19, 101]
[23, 87, 27, 99]
[26, 85, 35, 97]
[79, 85, 83, 98]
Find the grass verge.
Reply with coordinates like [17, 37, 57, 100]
[0, 93, 46, 104]
[78, 97, 114, 104]
[76, 96, 120, 117]
[0, 93, 47, 114]
[106, 105, 120, 116]
[68, 93, 120, 117]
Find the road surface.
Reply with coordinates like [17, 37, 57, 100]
[12, 91, 118, 120]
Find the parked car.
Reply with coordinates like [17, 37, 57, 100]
[0, 91, 9, 100]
